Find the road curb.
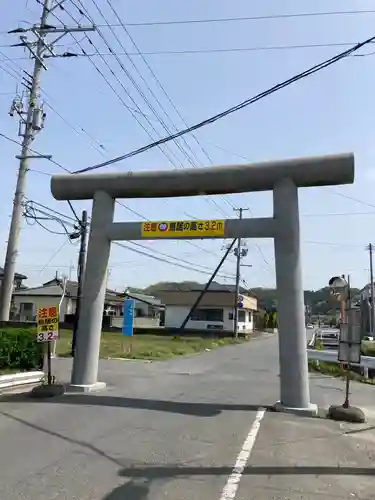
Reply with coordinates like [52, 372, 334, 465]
[0, 371, 44, 392]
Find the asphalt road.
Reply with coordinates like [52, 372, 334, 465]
[0, 334, 374, 499]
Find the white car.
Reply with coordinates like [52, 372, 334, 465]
[306, 324, 314, 329]
[309, 329, 339, 349]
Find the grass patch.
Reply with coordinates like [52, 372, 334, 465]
[56, 330, 249, 360]
[308, 360, 375, 385]
[361, 341, 375, 357]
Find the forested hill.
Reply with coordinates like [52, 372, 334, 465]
[128, 281, 361, 315]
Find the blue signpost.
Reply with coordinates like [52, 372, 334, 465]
[122, 299, 135, 337]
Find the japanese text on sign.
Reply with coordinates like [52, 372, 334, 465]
[141, 219, 225, 238]
[36, 305, 59, 342]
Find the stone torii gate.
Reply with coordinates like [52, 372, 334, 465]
[51, 152, 354, 415]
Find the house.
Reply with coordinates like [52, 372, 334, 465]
[110, 291, 164, 329]
[12, 277, 163, 328]
[155, 282, 257, 333]
[0, 267, 28, 292]
[13, 277, 82, 321]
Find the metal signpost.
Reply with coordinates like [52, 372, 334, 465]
[36, 305, 59, 385]
[51, 152, 354, 414]
[329, 275, 362, 408]
[122, 299, 135, 354]
[36, 305, 59, 342]
[122, 299, 135, 337]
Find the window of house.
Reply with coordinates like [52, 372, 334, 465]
[228, 312, 234, 320]
[238, 310, 246, 322]
[135, 308, 146, 318]
[190, 308, 223, 322]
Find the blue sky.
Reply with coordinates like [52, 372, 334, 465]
[1, 0, 375, 292]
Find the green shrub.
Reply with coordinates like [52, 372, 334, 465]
[0, 328, 43, 372]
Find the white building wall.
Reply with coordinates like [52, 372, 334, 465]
[12, 295, 74, 320]
[165, 305, 254, 332]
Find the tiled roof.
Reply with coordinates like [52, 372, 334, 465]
[13, 278, 163, 306]
[0, 266, 27, 280]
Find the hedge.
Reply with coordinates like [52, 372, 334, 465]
[0, 328, 43, 372]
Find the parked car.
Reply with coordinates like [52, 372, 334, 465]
[308, 328, 339, 350]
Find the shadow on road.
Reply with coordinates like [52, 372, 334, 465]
[102, 479, 150, 500]
[117, 464, 375, 478]
[0, 393, 269, 417]
[1, 409, 374, 500]
[0, 409, 124, 468]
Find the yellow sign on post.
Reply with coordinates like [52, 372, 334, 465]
[36, 305, 59, 342]
[141, 219, 225, 238]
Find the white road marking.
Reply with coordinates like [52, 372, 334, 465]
[220, 407, 266, 500]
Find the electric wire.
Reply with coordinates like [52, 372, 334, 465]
[97, 0, 237, 213]
[66, 0, 232, 217]
[75, 34, 375, 174]
[24, 200, 237, 278]
[5, 41, 375, 60]
[59, 3, 203, 177]
[2, 25, 232, 243]
[0, 127, 229, 261]
[1, 40, 111, 161]
[98, 9, 375, 26]
[7, 3, 372, 272]
[82, 0, 205, 169]
[54, 42, 374, 57]
[36, 240, 69, 276]
[43, 2, 240, 258]
[24, 202, 78, 239]
[101, 0, 217, 168]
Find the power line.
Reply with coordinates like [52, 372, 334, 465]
[2, 30, 223, 248]
[0, 8, 374, 37]
[67, 0, 232, 218]
[36, 240, 69, 276]
[85, 0, 205, 168]
[4, 41, 375, 61]
[327, 188, 375, 210]
[75, 34, 375, 174]
[24, 198, 236, 278]
[101, 0, 218, 169]
[302, 211, 375, 217]
[50, 42, 371, 57]
[0, 127, 231, 261]
[0, 50, 110, 161]
[0, 131, 71, 172]
[62, 2, 201, 176]
[113, 242, 235, 279]
[25, 199, 77, 222]
[98, 9, 375, 27]
[303, 240, 364, 248]
[23, 201, 79, 238]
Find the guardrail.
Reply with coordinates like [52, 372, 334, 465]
[0, 371, 44, 392]
[307, 348, 375, 371]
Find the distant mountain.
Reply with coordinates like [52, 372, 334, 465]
[140, 281, 360, 315]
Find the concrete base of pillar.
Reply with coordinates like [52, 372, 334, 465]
[67, 381, 107, 393]
[273, 400, 318, 417]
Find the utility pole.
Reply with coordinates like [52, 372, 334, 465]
[368, 243, 375, 337]
[72, 210, 88, 357]
[233, 207, 249, 337]
[0, 2, 95, 320]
